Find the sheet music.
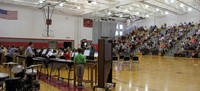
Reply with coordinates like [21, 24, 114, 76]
[84, 50, 90, 56]
[94, 52, 98, 57]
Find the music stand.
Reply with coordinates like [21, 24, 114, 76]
[3, 62, 18, 78]
[0, 73, 9, 90]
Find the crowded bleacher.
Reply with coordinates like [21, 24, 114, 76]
[113, 21, 200, 58]
[174, 28, 200, 57]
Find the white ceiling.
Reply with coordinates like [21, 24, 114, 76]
[1, 0, 200, 20]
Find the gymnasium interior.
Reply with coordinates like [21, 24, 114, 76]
[0, 0, 200, 91]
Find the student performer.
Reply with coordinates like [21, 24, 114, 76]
[74, 48, 86, 88]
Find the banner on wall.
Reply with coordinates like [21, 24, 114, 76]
[0, 9, 18, 20]
[83, 18, 93, 28]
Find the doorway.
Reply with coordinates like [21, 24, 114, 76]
[64, 42, 72, 49]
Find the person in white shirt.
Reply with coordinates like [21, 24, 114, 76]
[26, 42, 35, 67]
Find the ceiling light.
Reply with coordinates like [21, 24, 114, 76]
[77, 6, 81, 9]
[136, 12, 139, 15]
[165, 11, 169, 15]
[180, 3, 184, 7]
[156, 8, 160, 11]
[165, 0, 168, 3]
[145, 5, 149, 8]
[124, 8, 128, 12]
[59, 3, 64, 7]
[92, 1, 97, 4]
[170, 0, 174, 3]
[146, 15, 149, 17]
[107, 11, 112, 15]
[188, 7, 192, 11]
[120, 14, 123, 17]
[39, 0, 45, 3]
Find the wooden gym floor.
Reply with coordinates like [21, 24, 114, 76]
[1, 55, 200, 91]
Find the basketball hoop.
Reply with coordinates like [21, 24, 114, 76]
[40, 3, 55, 37]
[42, 30, 54, 37]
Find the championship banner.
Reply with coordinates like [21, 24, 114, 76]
[83, 18, 93, 28]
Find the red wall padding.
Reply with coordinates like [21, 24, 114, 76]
[0, 42, 64, 48]
[0, 37, 71, 48]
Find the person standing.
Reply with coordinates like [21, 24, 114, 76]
[5, 45, 18, 63]
[26, 42, 35, 67]
[74, 48, 86, 88]
[2, 46, 8, 63]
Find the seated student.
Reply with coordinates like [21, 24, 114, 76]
[63, 49, 71, 60]
[71, 49, 78, 61]
[34, 48, 40, 57]
[74, 48, 86, 88]
[51, 49, 58, 58]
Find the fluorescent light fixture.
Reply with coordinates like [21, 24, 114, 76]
[77, 6, 81, 9]
[107, 11, 112, 15]
[165, 11, 169, 15]
[170, 0, 174, 3]
[188, 7, 192, 11]
[136, 12, 140, 15]
[59, 3, 64, 7]
[180, 3, 184, 7]
[156, 8, 160, 11]
[145, 5, 149, 8]
[146, 14, 149, 17]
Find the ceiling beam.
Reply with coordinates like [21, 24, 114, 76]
[142, 1, 182, 15]
[177, 0, 200, 13]
[81, 0, 147, 16]
[155, 0, 186, 14]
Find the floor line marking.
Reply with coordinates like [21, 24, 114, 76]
[112, 78, 160, 91]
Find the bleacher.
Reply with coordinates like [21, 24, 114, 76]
[114, 22, 199, 57]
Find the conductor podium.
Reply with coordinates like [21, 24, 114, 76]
[93, 38, 115, 90]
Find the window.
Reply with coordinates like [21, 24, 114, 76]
[116, 24, 119, 29]
[119, 31, 123, 36]
[120, 24, 123, 29]
[115, 31, 119, 36]
[115, 24, 123, 36]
